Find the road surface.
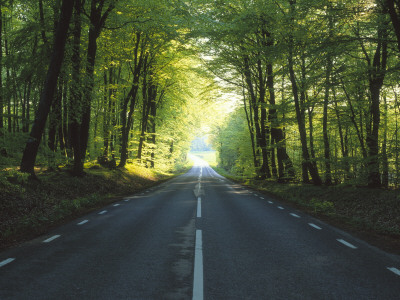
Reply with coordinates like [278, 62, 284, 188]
[1, 156, 400, 299]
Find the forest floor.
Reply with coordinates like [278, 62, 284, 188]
[0, 162, 190, 251]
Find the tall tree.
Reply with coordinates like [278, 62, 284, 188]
[79, 0, 116, 165]
[20, 0, 74, 175]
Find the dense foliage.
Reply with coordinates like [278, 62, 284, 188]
[203, 0, 400, 188]
[0, 0, 400, 189]
[0, 0, 218, 176]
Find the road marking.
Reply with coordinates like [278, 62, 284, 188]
[290, 213, 300, 218]
[77, 220, 89, 225]
[308, 223, 322, 230]
[113, 204, 120, 207]
[387, 267, 400, 276]
[43, 235, 61, 243]
[124, 199, 130, 202]
[197, 197, 202, 218]
[337, 239, 357, 249]
[98, 210, 107, 215]
[268, 201, 273, 204]
[260, 197, 264, 199]
[278, 206, 284, 210]
[0, 258, 15, 268]
[193, 230, 203, 300]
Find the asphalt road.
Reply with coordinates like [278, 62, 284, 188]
[1, 157, 400, 299]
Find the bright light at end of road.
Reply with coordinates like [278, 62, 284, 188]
[189, 154, 209, 167]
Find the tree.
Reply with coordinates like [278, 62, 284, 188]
[20, 0, 74, 176]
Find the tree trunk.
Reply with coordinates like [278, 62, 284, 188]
[323, 54, 333, 185]
[288, 53, 322, 185]
[365, 17, 388, 187]
[80, 0, 115, 161]
[332, 87, 350, 180]
[382, 96, 389, 188]
[267, 63, 294, 180]
[242, 54, 266, 178]
[0, 4, 3, 130]
[119, 33, 145, 167]
[147, 86, 158, 168]
[242, 79, 258, 170]
[386, 0, 400, 54]
[20, 0, 74, 175]
[69, 0, 84, 175]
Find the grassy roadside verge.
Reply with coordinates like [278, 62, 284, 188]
[0, 162, 192, 251]
[207, 162, 400, 255]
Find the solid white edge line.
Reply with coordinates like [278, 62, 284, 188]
[0, 258, 15, 268]
[308, 223, 322, 230]
[43, 235, 61, 243]
[387, 267, 400, 276]
[197, 197, 202, 218]
[337, 239, 357, 249]
[77, 220, 89, 225]
[290, 213, 300, 218]
[98, 210, 107, 215]
[193, 230, 203, 300]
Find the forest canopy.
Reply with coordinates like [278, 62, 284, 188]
[0, 0, 400, 189]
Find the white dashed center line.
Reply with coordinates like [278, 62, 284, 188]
[290, 213, 300, 218]
[43, 235, 61, 243]
[197, 197, 202, 218]
[193, 230, 203, 300]
[77, 220, 89, 225]
[387, 267, 400, 276]
[0, 258, 15, 268]
[113, 204, 120, 207]
[277, 206, 284, 210]
[98, 210, 107, 215]
[260, 197, 264, 199]
[308, 223, 322, 230]
[337, 239, 357, 249]
[268, 201, 273, 204]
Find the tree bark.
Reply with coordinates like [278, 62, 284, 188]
[119, 33, 145, 167]
[323, 47, 333, 185]
[267, 63, 294, 181]
[288, 52, 322, 185]
[80, 0, 115, 162]
[20, 0, 74, 175]
[0, 4, 3, 130]
[365, 16, 388, 187]
[242, 77, 258, 170]
[386, 0, 400, 54]
[69, 0, 84, 176]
